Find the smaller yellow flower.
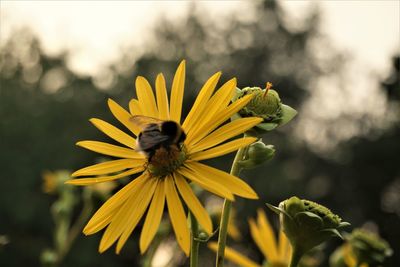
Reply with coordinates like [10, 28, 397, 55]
[343, 244, 368, 267]
[42, 171, 57, 194]
[227, 209, 242, 241]
[42, 170, 71, 194]
[209, 209, 291, 267]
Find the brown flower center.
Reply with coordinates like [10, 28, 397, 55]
[146, 145, 187, 177]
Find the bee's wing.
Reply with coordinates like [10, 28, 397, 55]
[136, 123, 171, 151]
[129, 115, 163, 131]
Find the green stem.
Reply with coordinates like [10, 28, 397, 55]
[215, 146, 246, 267]
[57, 189, 93, 264]
[189, 212, 200, 267]
[289, 247, 303, 267]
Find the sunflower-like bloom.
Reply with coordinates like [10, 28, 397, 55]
[67, 61, 262, 255]
[208, 209, 291, 267]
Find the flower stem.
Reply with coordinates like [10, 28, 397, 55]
[58, 188, 93, 264]
[289, 247, 303, 267]
[189, 211, 200, 267]
[215, 146, 246, 267]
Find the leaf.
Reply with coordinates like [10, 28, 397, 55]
[256, 122, 278, 131]
[295, 211, 323, 231]
[279, 104, 297, 127]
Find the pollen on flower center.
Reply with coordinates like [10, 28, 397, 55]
[146, 145, 187, 177]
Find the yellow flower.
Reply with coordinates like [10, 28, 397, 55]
[67, 61, 262, 256]
[209, 209, 291, 267]
[42, 170, 57, 194]
[343, 244, 368, 267]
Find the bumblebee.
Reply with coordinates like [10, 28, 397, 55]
[129, 115, 186, 165]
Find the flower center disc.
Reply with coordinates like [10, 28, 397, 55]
[146, 145, 187, 177]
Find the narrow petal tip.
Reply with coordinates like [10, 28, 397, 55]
[75, 141, 84, 147]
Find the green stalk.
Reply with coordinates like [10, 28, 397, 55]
[189, 212, 200, 267]
[58, 189, 93, 263]
[215, 146, 246, 267]
[289, 247, 303, 267]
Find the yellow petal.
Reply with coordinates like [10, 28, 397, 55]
[182, 72, 221, 133]
[174, 172, 212, 234]
[76, 141, 143, 159]
[108, 98, 140, 135]
[156, 73, 170, 120]
[129, 98, 143, 116]
[186, 94, 253, 146]
[178, 166, 234, 201]
[165, 175, 190, 256]
[83, 173, 148, 235]
[135, 76, 158, 117]
[185, 78, 236, 144]
[185, 161, 258, 199]
[208, 242, 261, 267]
[115, 177, 158, 254]
[190, 137, 257, 161]
[249, 218, 269, 259]
[278, 228, 292, 260]
[256, 209, 278, 261]
[84, 209, 116, 236]
[227, 219, 242, 241]
[190, 118, 262, 153]
[98, 174, 152, 253]
[139, 179, 165, 254]
[90, 118, 136, 149]
[66, 166, 144, 185]
[72, 158, 144, 177]
[344, 244, 358, 267]
[169, 60, 185, 123]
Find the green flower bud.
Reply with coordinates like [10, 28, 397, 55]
[238, 86, 282, 120]
[267, 197, 350, 257]
[238, 140, 275, 169]
[232, 84, 297, 133]
[197, 231, 209, 242]
[349, 228, 392, 265]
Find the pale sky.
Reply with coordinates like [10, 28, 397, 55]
[1, 0, 399, 151]
[2, 1, 398, 76]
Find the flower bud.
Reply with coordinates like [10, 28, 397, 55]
[267, 196, 350, 256]
[232, 84, 297, 133]
[238, 86, 282, 121]
[42, 170, 71, 194]
[349, 228, 392, 265]
[197, 231, 210, 242]
[238, 140, 275, 169]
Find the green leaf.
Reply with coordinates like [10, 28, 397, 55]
[256, 122, 278, 131]
[279, 104, 297, 127]
[265, 203, 292, 220]
[320, 228, 344, 239]
[338, 222, 351, 228]
[295, 211, 323, 230]
[266, 203, 282, 215]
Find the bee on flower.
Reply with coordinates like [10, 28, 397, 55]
[67, 61, 263, 255]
